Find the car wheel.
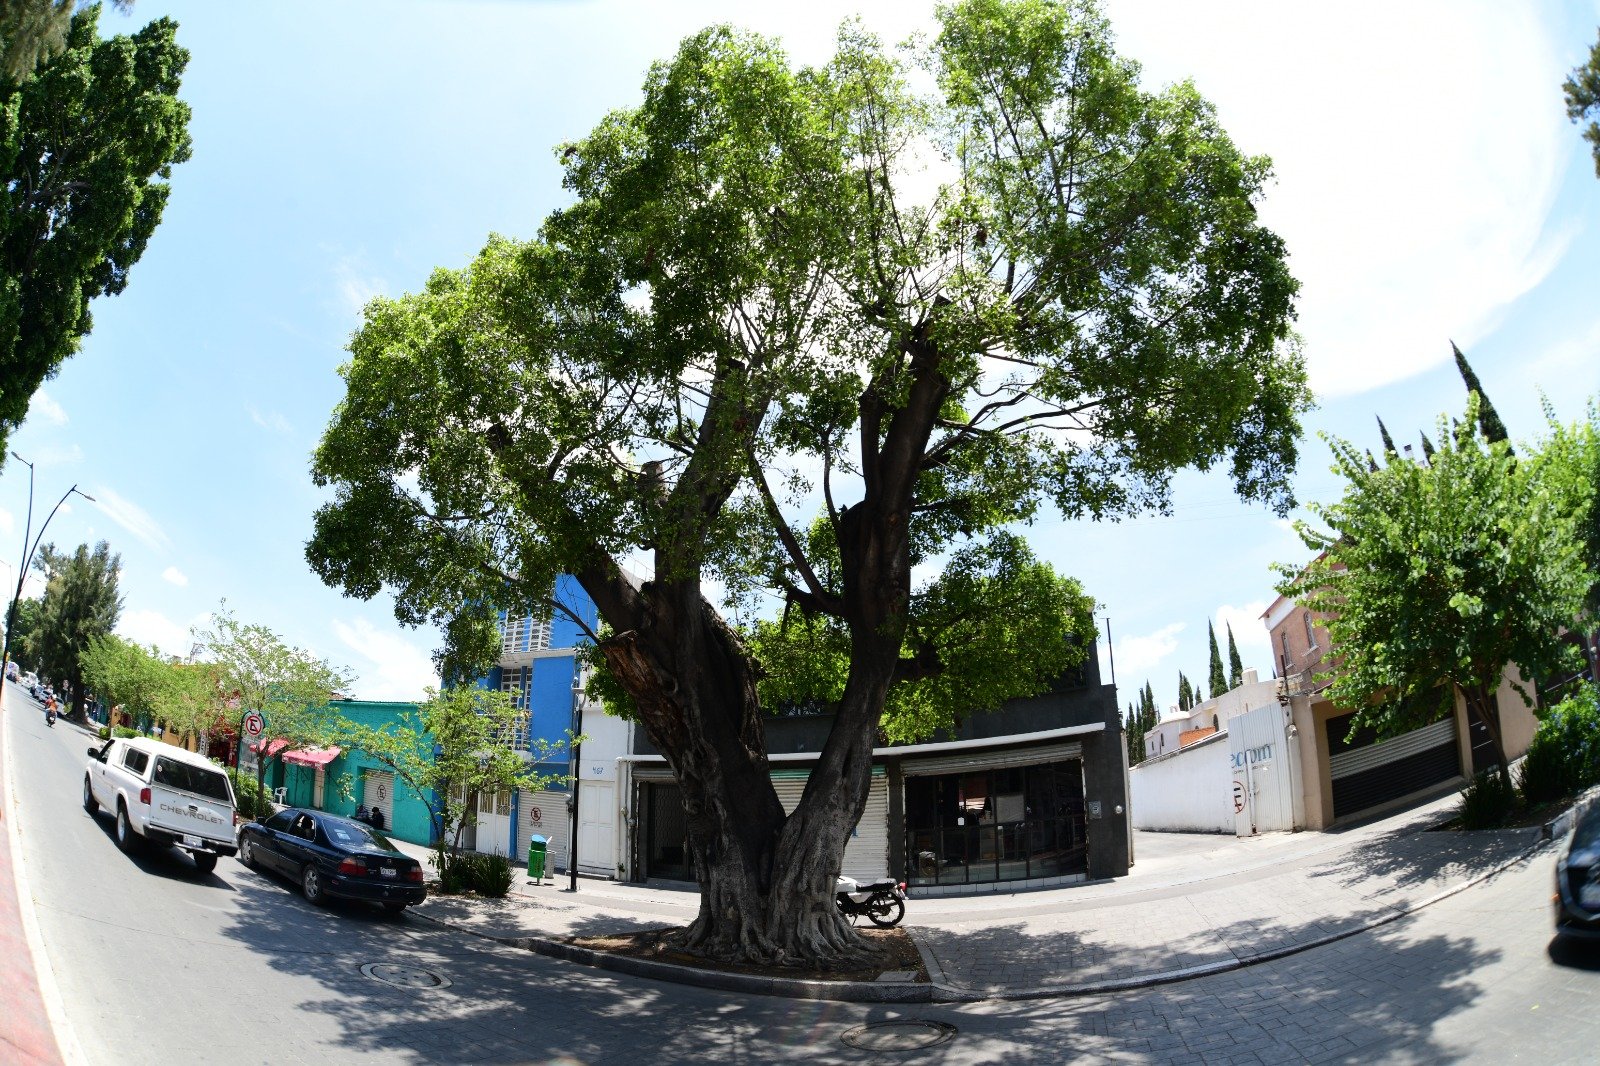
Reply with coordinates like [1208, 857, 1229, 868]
[192, 852, 218, 874]
[115, 804, 138, 854]
[82, 776, 97, 814]
[239, 836, 256, 869]
[381, 902, 407, 916]
[301, 865, 327, 906]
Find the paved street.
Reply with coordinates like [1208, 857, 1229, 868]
[6, 689, 1600, 1064]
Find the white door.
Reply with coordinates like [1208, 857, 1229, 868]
[361, 770, 396, 829]
[577, 781, 614, 876]
[1230, 705, 1297, 836]
[475, 788, 513, 855]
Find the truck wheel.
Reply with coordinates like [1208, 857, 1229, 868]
[192, 852, 218, 874]
[82, 777, 97, 814]
[115, 804, 139, 854]
[301, 865, 327, 906]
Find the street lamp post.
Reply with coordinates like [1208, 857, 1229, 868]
[567, 666, 585, 892]
[0, 453, 94, 710]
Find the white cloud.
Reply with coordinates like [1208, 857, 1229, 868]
[331, 253, 387, 319]
[249, 407, 293, 435]
[161, 566, 189, 587]
[117, 609, 192, 658]
[30, 390, 68, 426]
[1104, 621, 1186, 684]
[1105, 0, 1572, 399]
[89, 486, 171, 553]
[332, 618, 440, 702]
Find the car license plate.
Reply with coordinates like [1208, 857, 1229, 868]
[380, 867, 397, 879]
[1581, 882, 1600, 909]
[182, 835, 202, 848]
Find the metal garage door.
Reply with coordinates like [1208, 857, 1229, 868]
[1327, 715, 1460, 820]
[515, 788, 568, 873]
[771, 768, 889, 882]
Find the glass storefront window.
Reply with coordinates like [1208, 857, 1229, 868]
[903, 759, 1087, 887]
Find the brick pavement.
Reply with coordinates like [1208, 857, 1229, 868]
[400, 789, 1549, 1002]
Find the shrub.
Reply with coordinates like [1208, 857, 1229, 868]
[1459, 767, 1515, 829]
[434, 851, 514, 896]
[112, 725, 137, 739]
[1517, 688, 1600, 806]
[97, 726, 110, 741]
[226, 768, 273, 820]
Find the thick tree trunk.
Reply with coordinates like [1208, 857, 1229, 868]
[1462, 683, 1511, 783]
[594, 579, 879, 966]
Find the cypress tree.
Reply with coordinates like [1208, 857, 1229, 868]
[1177, 671, 1191, 712]
[1227, 623, 1243, 689]
[1377, 416, 1398, 457]
[1207, 619, 1227, 698]
[1366, 449, 1380, 473]
[1451, 341, 1512, 450]
[1419, 432, 1436, 461]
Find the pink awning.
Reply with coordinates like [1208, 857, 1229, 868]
[282, 746, 341, 767]
[250, 738, 289, 757]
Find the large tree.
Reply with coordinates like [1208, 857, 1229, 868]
[24, 539, 120, 717]
[78, 631, 166, 725]
[0, 3, 191, 459]
[308, 0, 1307, 965]
[1282, 398, 1591, 780]
[1566, 26, 1600, 176]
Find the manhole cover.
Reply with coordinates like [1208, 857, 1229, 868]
[359, 962, 452, 990]
[840, 1020, 957, 1052]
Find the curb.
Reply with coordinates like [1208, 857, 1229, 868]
[408, 909, 935, 1003]
[412, 822, 1560, 1005]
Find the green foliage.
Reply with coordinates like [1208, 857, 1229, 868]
[0, 0, 73, 83]
[79, 633, 168, 726]
[1226, 624, 1243, 691]
[1516, 688, 1600, 806]
[436, 850, 516, 897]
[1565, 26, 1600, 176]
[0, 5, 192, 457]
[25, 541, 121, 715]
[226, 767, 274, 820]
[746, 532, 1097, 741]
[111, 725, 136, 739]
[333, 685, 569, 869]
[1281, 397, 1591, 774]
[1457, 767, 1515, 830]
[1451, 343, 1510, 449]
[1206, 621, 1226, 699]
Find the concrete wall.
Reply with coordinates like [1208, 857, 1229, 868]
[1130, 731, 1235, 833]
[318, 700, 437, 847]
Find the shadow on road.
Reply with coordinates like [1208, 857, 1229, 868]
[1547, 935, 1600, 971]
[80, 808, 237, 888]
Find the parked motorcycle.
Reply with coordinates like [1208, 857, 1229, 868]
[835, 875, 907, 928]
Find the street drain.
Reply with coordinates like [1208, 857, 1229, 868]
[840, 1020, 957, 1052]
[359, 962, 453, 990]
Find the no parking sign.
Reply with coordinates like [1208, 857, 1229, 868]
[243, 711, 265, 738]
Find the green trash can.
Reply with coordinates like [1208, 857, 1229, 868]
[527, 834, 548, 885]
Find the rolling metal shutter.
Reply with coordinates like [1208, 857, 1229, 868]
[516, 789, 569, 873]
[772, 769, 889, 881]
[1328, 717, 1460, 819]
[902, 740, 1082, 777]
[359, 770, 396, 829]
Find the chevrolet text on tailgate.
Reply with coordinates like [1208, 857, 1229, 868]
[84, 737, 239, 873]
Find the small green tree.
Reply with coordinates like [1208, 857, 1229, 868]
[1451, 342, 1510, 449]
[1281, 398, 1591, 780]
[78, 632, 165, 726]
[25, 541, 121, 718]
[193, 607, 351, 806]
[1226, 623, 1244, 690]
[1206, 620, 1227, 698]
[334, 685, 568, 872]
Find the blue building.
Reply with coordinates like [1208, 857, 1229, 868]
[465, 574, 598, 869]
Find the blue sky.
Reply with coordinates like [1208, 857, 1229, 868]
[2, 0, 1598, 710]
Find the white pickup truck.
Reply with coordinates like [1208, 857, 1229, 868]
[84, 737, 239, 873]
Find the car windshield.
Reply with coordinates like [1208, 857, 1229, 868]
[152, 757, 233, 804]
[323, 818, 393, 851]
[1572, 804, 1600, 852]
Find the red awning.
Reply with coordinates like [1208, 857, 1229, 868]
[250, 738, 289, 757]
[281, 746, 341, 768]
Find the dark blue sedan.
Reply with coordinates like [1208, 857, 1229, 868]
[238, 808, 426, 914]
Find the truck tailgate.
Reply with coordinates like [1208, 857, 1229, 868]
[149, 787, 234, 845]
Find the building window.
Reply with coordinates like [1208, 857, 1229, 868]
[499, 669, 530, 748]
[499, 612, 552, 654]
[1280, 632, 1291, 673]
[1302, 611, 1317, 650]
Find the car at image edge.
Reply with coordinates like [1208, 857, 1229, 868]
[1554, 800, 1600, 941]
